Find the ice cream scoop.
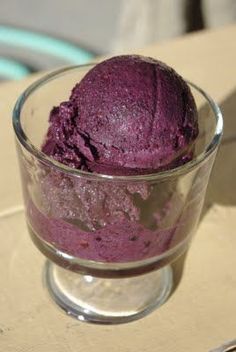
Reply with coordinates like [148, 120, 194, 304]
[30, 56, 200, 263]
[42, 55, 198, 175]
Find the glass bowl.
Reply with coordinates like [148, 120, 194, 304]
[13, 65, 223, 324]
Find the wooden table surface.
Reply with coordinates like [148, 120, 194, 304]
[0, 25, 236, 352]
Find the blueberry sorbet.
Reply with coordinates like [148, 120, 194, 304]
[28, 55, 198, 262]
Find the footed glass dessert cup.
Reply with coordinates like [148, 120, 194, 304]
[13, 65, 223, 324]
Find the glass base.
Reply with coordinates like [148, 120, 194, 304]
[44, 261, 173, 324]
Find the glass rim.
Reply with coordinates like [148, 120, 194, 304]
[12, 64, 223, 182]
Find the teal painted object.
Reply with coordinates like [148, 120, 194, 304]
[0, 25, 94, 79]
[0, 58, 30, 79]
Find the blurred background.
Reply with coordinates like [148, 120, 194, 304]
[0, 0, 235, 81]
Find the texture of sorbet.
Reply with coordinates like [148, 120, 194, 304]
[42, 55, 198, 175]
[28, 55, 199, 263]
[29, 200, 177, 262]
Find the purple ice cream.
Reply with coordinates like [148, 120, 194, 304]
[42, 55, 198, 175]
[28, 55, 199, 263]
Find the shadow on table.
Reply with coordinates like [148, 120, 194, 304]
[171, 88, 236, 294]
